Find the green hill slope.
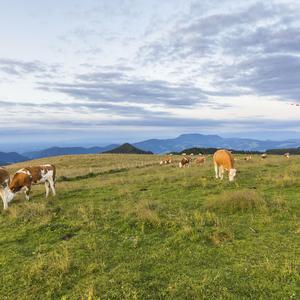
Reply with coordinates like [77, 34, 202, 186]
[1, 154, 299, 299]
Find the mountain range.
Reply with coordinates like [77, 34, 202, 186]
[1, 133, 300, 165]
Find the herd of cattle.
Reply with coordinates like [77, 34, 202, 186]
[0, 150, 292, 210]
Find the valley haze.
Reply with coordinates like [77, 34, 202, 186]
[1, 133, 300, 165]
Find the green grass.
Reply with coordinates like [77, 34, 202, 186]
[1, 154, 300, 299]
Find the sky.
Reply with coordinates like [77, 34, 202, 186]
[0, 0, 300, 151]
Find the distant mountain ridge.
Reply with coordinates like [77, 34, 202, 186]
[103, 143, 153, 154]
[0, 152, 28, 166]
[133, 134, 300, 153]
[23, 144, 118, 159]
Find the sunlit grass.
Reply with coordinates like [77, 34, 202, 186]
[0, 153, 299, 299]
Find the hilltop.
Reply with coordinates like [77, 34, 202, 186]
[103, 143, 153, 154]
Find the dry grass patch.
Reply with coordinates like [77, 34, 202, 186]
[7, 202, 51, 224]
[122, 199, 161, 228]
[272, 173, 297, 188]
[135, 200, 161, 227]
[205, 189, 268, 213]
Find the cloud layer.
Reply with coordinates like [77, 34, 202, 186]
[0, 0, 299, 148]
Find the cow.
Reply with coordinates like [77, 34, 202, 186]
[261, 153, 267, 159]
[213, 149, 237, 182]
[244, 155, 252, 161]
[10, 164, 56, 200]
[284, 153, 290, 159]
[195, 156, 205, 165]
[160, 156, 172, 165]
[0, 167, 14, 210]
[179, 157, 191, 168]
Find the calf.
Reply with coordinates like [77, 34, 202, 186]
[0, 167, 14, 210]
[213, 149, 237, 181]
[10, 164, 56, 200]
[179, 157, 191, 168]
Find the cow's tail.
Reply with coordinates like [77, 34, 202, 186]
[51, 165, 56, 186]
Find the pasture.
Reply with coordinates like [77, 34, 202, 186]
[0, 154, 299, 299]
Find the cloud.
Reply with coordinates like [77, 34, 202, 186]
[0, 58, 60, 78]
[38, 70, 213, 108]
[139, 1, 300, 102]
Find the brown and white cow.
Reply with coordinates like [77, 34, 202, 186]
[179, 157, 191, 168]
[0, 167, 14, 210]
[213, 149, 237, 181]
[244, 155, 252, 161]
[195, 156, 205, 165]
[261, 153, 267, 159]
[160, 156, 172, 165]
[10, 164, 56, 200]
[284, 152, 290, 159]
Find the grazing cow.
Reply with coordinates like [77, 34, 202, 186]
[284, 152, 290, 159]
[0, 167, 14, 210]
[195, 156, 205, 165]
[213, 149, 237, 181]
[244, 155, 252, 161]
[261, 153, 267, 159]
[182, 153, 187, 156]
[179, 157, 191, 168]
[10, 164, 56, 200]
[160, 156, 172, 165]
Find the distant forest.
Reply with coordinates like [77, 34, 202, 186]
[266, 147, 300, 155]
[171, 147, 300, 155]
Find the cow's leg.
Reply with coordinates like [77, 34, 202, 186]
[0, 189, 8, 210]
[24, 186, 30, 201]
[214, 163, 219, 179]
[48, 178, 56, 196]
[45, 182, 50, 198]
[219, 166, 224, 180]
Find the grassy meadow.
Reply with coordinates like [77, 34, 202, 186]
[0, 153, 299, 299]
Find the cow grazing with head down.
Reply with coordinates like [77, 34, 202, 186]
[160, 156, 172, 165]
[244, 155, 252, 161]
[179, 157, 191, 168]
[195, 156, 205, 165]
[0, 167, 14, 210]
[261, 153, 267, 159]
[213, 149, 237, 182]
[10, 164, 56, 200]
[284, 153, 290, 159]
